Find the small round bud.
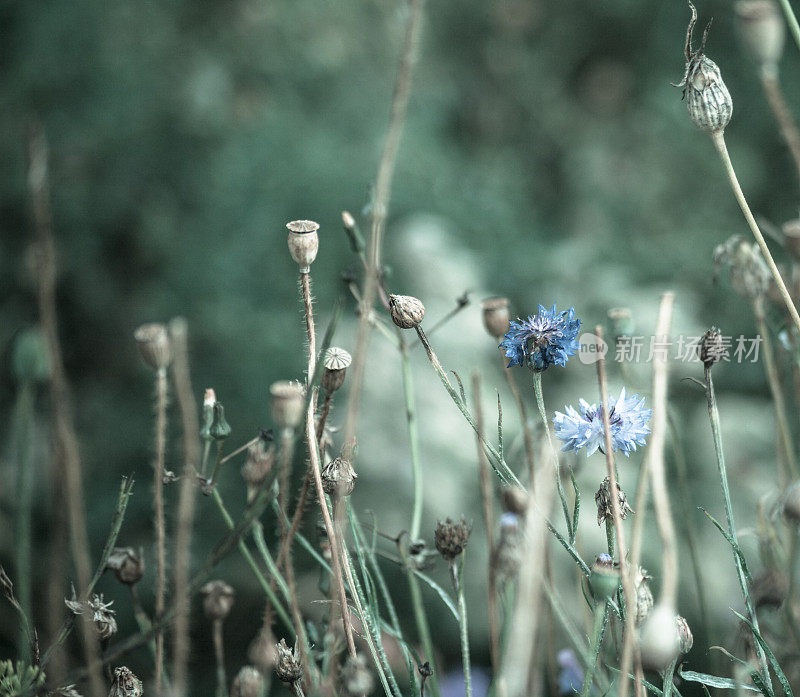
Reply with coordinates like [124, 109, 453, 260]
[481, 297, 511, 339]
[321, 456, 357, 497]
[783, 481, 800, 523]
[588, 554, 621, 600]
[286, 220, 319, 273]
[134, 323, 172, 371]
[321, 347, 352, 394]
[639, 604, 681, 671]
[341, 654, 374, 697]
[389, 294, 426, 329]
[502, 486, 529, 515]
[675, 615, 693, 654]
[270, 381, 305, 431]
[201, 580, 235, 621]
[230, 666, 265, 697]
[685, 56, 732, 133]
[210, 402, 232, 441]
[274, 638, 302, 683]
[105, 548, 145, 586]
[607, 307, 634, 338]
[12, 328, 51, 384]
[242, 442, 275, 503]
[735, 1, 785, 75]
[633, 566, 654, 625]
[595, 477, 634, 526]
[699, 327, 725, 367]
[783, 219, 800, 262]
[109, 667, 143, 697]
[434, 517, 471, 561]
[714, 236, 770, 300]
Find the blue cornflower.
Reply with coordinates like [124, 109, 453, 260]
[553, 388, 652, 457]
[557, 649, 584, 695]
[499, 304, 580, 370]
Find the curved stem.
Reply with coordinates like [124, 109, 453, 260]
[661, 659, 677, 697]
[398, 338, 425, 541]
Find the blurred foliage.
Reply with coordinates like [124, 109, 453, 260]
[2, 0, 800, 693]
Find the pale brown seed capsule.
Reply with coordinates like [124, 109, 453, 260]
[434, 517, 471, 560]
[105, 548, 145, 586]
[783, 219, 800, 262]
[201, 580, 235, 621]
[595, 477, 634, 526]
[675, 615, 694, 654]
[321, 456, 357, 497]
[269, 381, 305, 431]
[639, 604, 681, 671]
[134, 323, 172, 370]
[321, 347, 352, 394]
[735, 1, 785, 75]
[286, 220, 319, 273]
[109, 667, 142, 697]
[342, 654, 374, 697]
[230, 666, 266, 697]
[274, 638, 302, 683]
[241, 442, 275, 503]
[481, 297, 511, 339]
[389, 294, 426, 329]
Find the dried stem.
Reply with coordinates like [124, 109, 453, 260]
[153, 366, 169, 696]
[498, 352, 536, 485]
[760, 70, 800, 185]
[449, 561, 472, 697]
[212, 619, 227, 697]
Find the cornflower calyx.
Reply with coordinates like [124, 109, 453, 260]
[434, 517, 471, 560]
[499, 303, 580, 371]
[274, 638, 302, 683]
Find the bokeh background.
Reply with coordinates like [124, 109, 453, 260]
[2, 0, 800, 693]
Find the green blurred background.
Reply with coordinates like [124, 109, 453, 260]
[2, 0, 800, 693]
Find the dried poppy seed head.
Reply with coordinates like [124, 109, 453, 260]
[675, 615, 694, 654]
[109, 667, 142, 697]
[242, 441, 275, 503]
[321, 456, 357, 497]
[270, 381, 305, 431]
[676, 2, 732, 133]
[286, 220, 319, 273]
[481, 297, 511, 339]
[434, 517, 471, 560]
[105, 548, 145, 586]
[633, 566, 654, 625]
[230, 666, 265, 697]
[699, 327, 725, 367]
[639, 604, 681, 671]
[735, 1, 785, 75]
[501, 486, 529, 515]
[342, 654, 374, 697]
[322, 347, 352, 394]
[201, 580, 235, 621]
[274, 638, 302, 683]
[134, 323, 172, 371]
[389, 294, 426, 329]
[595, 477, 634, 526]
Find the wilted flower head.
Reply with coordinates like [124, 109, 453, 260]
[499, 304, 580, 370]
[109, 667, 142, 697]
[553, 388, 652, 457]
[595, 476, 634, 526]
[434, 517, 471, 560]
[65, 592, 117, 640]
[274, 638, 302, 684]
[714, 235, 770, 300]
[633, 566, 654, 625]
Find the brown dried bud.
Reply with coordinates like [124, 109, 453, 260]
[752, 568, 788, 608]
[481, 297, 511, 339]
[783, 481, 800, 523]
[735, 1, 785, 75]
[675, 615, 694, 654]
[699, 327, 725, 367]
[241, 442, 275, 503]
[341, 654, 374, 697]
[595, 477, 634, 526]
[286, 220, 319, 273]
[248, 628, 276, 674]
[201, 580, 235, 621]
[269, 381, 305, 431]
[105, 548, 145, 586]
[501, 486, 529, 515]
[274, 638, 302, 683]
[714, 236, 770, 300]
[109, 667, 142, 697]
[783, 219, 800, 262]
[389, 294, 425, 329]
[134, 323, 172, 371]
[87, 594, 117, 640]
[434, 517, 471, 560]
[639, 604, 681, 671]
[321, 456, 357, 497]
[676, 3, 732, 133]
[321, 347, 352, 394]
[230, 666, 265, 697]
[633, 566, 654, 625]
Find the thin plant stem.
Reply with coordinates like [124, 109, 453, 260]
[710, 130, 800, 335]
[777, 0, 800, 55]
[129, 585, 158, 665]
[153, 366, 169, 696]
[449, 561, 472, 697]
[14, 381, 34, 662]
[400, 337, 425, 541]
[579, 601, 608, 697]
[212, 619, 227, 697]
[662, 659, 678, 697]
[759, 70, 800, 185]
[498, 353, 536, 485]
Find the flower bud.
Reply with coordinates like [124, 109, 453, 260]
[274, 638, 302, 683]
[321, 347, 352, 394]
[588, 554, 620, 600]
[270, 381, 305, 431]
[342, 654, 374, 697]
[639, 604, 681, 671]
[783, 219, 800, 262]
[201, 388, 216, 442]
[134, 323, 172, 371]
[434, 517, 471, 560]
[105, 548, 145, 586]
[735, 1, 785, 76]
[699, 327, 725, 367]
[230, 666, 265, 697]
[481, 297, 511, 339]
[109, 667, 142, 697]
[389, 294, 425, 329]
[286, 220, 319, 273]
[502, 486, 529, 515]
[201, 580, 235, 621]
[210, 402, 232, 441]
[321, 456, 357, 497]
[242, 442, 275, 504]
[595, 477, 634, 526]
[675, 615, 693, 654]
[12, 328, 50, 384]
[607, 307, 634, 339]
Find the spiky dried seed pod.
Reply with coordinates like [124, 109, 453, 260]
[699, 327, 725, 367]
[434, 517, 471, 560]
[783, 219, 800, 262]
[286, 220, 319, 273]
[242, 442, 275, 503]
[134, 323, 172, 370]
[501, 486, 529, 515]
[321, 347, 352, 394]
[735, 1, 785, 74]
[639, 604, 681, 671]
[230, 666, 265, 697]
[389, 294, 426, 329]
[342, 654, 374, 697]
[274, 638, 302, 683]
[201, 580, 235, 621]
[87, 594, 117, 640]
[675, 615, 694, 654]
[269, 381, 305, 431]
[109, 668, 142, 697]
[105, 548, 145, 586]
[676, 2, 732, 133]
[481, 297, 511, 339]
[633, 566, 654, 625]
[321, 456, 357, 497]
[595, 477, 634, 526]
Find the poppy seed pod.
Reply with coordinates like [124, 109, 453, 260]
[230, 666, 265, 697]
[286, 220, 319, 273]
[389, 294, 425, 329]
[321, 347, 352, 394]
[270, 381, 305, 431]
[105, 548, 145, 586]
[201, 580, 235, 621]
[735, 1, 785, 75]
[481, 297, 511, 339]
[134, 323, 172, 371]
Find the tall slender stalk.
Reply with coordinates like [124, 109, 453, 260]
[449, 561, 472, 697]
[14, 381, 34, 662]
[212, 619, 227, 697]
[498, 354, 536, 484]
[579, 601, 608, 697]
[777, 0, 800, 55]
[153, 366, 168, 696]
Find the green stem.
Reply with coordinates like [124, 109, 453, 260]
[399, 339, 424, 541]
[14, 381, 34, 662]
[205, 441, 225, 492]
[212, 619, 227, 697]
[605, 518, 615, 558]
[532, 370, 572, 538]
[579, 601, 608, 697]
[450, 561, 472, 697]
[777, 0, 800, 56]
[662, 659, 678, 697]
